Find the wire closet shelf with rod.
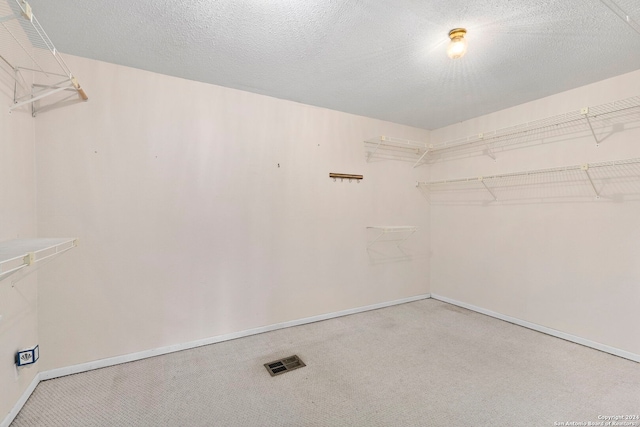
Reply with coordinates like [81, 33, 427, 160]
[365, 95, 640, 167]
[0, 238, 78, 282]
[0, 0, 87, 115]
[417, 157, 640, 204]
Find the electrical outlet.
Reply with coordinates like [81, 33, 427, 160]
[16, 345, 39, 367]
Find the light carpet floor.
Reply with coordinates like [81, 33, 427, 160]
[11, 299, 640, 426]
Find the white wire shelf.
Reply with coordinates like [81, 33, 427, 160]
[428, 96, 640, 160]
[366, 226, 418, 248]
[0, 0, 87, 114]
[0, 238, 77, 280]
[417, 157, 640, 203]
[364, 136, 430, 167]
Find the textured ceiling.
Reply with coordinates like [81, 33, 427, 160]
[27, 0, 640, 129]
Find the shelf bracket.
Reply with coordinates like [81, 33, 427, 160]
[367, 136, 385, 161]
[23, 252, 34, 266]
[581, 164, 600, 199]
[581, 107, 602, 146]
[482, 134, 497, 160]
[2, 0, 88, 113]
[483, 148, 496, 161]
[367, 231, 387, 249]
[479, 177, 497, 201]
[412, 147, 430, 168]
[9, 85, 70, 112]
[395, 228, 417, 247]
[367, 227, 418, 249]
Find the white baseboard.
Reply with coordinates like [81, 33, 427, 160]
[1, 372, 40, 427]
[430, 293, 640, 363]
[40, 293, 431, 381]
[2, 292, 429, 426]
[11, 291, 635, 426]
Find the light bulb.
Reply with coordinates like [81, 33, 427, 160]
[447, 28, 468, 59]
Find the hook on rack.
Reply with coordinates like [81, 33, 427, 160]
[329, 173, 364, 183]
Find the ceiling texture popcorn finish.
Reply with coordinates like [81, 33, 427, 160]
[27, 0, 640, 129]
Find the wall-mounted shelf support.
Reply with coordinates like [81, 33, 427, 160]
[10, 84, 68, 111]
[412, 148, 430, 168]
[580, 164, 600, 199]
[479, 177, 498, 201]
[426, 96, 640, 160]
[366, 138, 384, 161]
[364, 136, 430, 166]
[0, 238, 78, 282]
[581, 107, 603, 146]
[366, 226, 418, 249]
[1, 0, 88, 115]
[417, 157, 640, 202]
[483, 140, 497, 161]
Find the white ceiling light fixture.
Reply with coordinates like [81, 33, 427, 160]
[447, 28, 468, 59]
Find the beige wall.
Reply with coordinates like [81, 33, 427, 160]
[429, 69, 640, 355]
[34, 55, 431, 371]
[6, 49, 637, 421]
[0, 96, 38, 417]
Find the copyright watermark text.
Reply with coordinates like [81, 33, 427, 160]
[553, 415, 639, 426]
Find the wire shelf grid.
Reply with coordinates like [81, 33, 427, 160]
[429, 96, 640, 158]
[418, 157, 640, 204]
[0, 0, 86, 113]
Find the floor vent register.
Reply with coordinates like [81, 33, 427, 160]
[264, 355, 306, 376]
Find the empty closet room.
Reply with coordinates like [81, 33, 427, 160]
[1, 0, 639, 426]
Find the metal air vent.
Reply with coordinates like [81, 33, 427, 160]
[264, 355, 306, 377]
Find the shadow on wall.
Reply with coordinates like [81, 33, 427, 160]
[366, 245, 418, 265]
[419, 159, 640, 206]
[366, 227, 422, 265]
